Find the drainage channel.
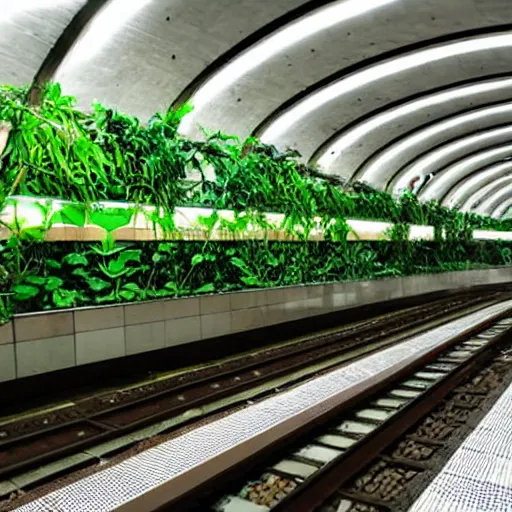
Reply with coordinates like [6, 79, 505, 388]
[200, 317, 512, 512]
[0, 294, 496, 484]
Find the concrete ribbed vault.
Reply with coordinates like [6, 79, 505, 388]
[2, 0, 512, 217]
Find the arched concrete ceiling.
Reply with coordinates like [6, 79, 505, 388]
[444, 161, 512, 209]
[313, 77, 512, 177]
[388, 127, 512, 193]
[0, 0, 86, 85]
[2, 0, 512, 216]
[354, 101, 512, 187]
[493, 197, 512, 218]
[419, 144, 512, 202]
[474, 180, 512, 216]
[444, 162, 512, 208]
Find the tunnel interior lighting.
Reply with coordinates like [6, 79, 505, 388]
[178, 0, 398, 133]
[316, 78, 512, 170]
[394, 126, 512, 193]
[56, 0, 154, 70]
[359, 102, 512, 184]
[261, 33, 512, 142]
[419, 144, 512, 201]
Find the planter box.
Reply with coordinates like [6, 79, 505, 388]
[0, 267, 510, 383]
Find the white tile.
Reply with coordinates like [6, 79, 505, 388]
[125, 322, 165, 355]
[14, 312, 74, 342]
[201, 312, 232, 339]
[74, 306, 124, 333]
[16, 335, 75, 378]
[231, 307, 265, 332]
[0, 344, 15, 382]
[124, 302, 165, 325]
[0, 322, 13, 345]
[76, 327, 125, 365]
[165, 317, 201, 347]
[200, 294, 231, 315]
[164, 297, 200, 320]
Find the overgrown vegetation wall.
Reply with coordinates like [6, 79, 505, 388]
[1, 83, 511, 324]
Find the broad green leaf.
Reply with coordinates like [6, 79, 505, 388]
[191, 254, 204, 266]
[25, 275, 46, 285]
[63, 253, 89, 266]
[45, 276, 64, 291]
[89, 208, 132, 232]
[195, 283, 215, 294]
[86, 277, 111, 292]
[50, 204, 86, 227]
[13, 284, 39, 301]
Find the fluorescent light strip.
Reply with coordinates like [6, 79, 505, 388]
[316, 78, 512, 170]
[464, 176, 512, 213]
[393, 126, 512, 193]
[444, 161, 512, 209]
[419, 144, 512, 202]
[56, 0, 153, 69]
[359, 102, 512, 185]
[261, 33, 512, 142]
[178, 0, 398, 133]
[475, 181, 512, 215]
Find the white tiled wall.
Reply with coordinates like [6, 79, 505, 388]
[0, 268, 510, 382]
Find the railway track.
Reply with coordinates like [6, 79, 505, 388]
[192, 316, 512, 512]
[0, 293, 500, 480]
[0, 290, 507, 510]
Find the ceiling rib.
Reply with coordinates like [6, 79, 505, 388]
[28, 0, 109, 104]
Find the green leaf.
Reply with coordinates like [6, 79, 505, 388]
[50, 204, 86, 227]
[164, 281, 177, 292]
[195, 283, 215, 294]
[191, 254, 204, 266]
[45, 276, 64, 291]
[46, 259, 62, 270]
[25, 275, 46, 285]
[119, 290, 136, 301]
[72, 267, 89, 278]
[123, 283, 141, 291]
[118, 249, 142, 264]
[63, 253, 89, 266]
[152, 252, 164, 264]
[13, 285, 39, 301]
[89, 208, 133, 232]
[52, 289, 77, 308]
[86, 277, 111, 291]
[241, 276, 260, 286]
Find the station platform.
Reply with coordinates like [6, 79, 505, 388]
[410, 367, 512, 512]
[12, 299, 512, 512]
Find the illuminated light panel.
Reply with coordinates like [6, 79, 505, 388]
[316, 78, 512, 171]
[418, 144, 512, 202]
[0, 0, 78, 22]
[358, 102, 512, 185]
[460, 175, 512, 212]
[178, 0, 398, 133]
[392, 126, 512, 194]
[56, 0, 153, 69]
[443, 161, 512, 209]
[261, 32, 512, 142]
